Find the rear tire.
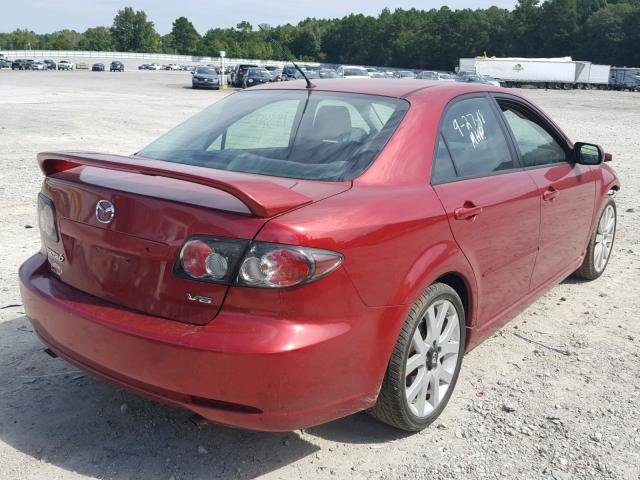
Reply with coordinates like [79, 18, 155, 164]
[368, 282, 465, 431]
[573, 197, 616, 280]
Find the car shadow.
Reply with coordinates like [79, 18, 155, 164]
[560, 276, 589, 285]
[306, 413, 413, 444]
[0, 314, 405, 479]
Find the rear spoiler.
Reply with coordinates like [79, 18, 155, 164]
[37, 152, 312, 218]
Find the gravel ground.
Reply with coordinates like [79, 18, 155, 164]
[0, 70, 639, 480]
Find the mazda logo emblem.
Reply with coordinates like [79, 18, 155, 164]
[95, 199, 115, 224]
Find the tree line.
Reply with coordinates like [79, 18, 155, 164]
[1, 1, 639, 70]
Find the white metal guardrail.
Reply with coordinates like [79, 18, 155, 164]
[0, 49, 320, 68]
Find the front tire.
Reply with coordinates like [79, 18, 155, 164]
[368, 282, 465, 431]
[573, 197, 617, 280]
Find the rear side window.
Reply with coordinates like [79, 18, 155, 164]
[441, 97, 514, 178]
[431, 135, 457, 184]
[498, 102, 567, 167]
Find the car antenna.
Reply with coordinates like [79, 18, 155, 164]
[258, 25, 315, 89]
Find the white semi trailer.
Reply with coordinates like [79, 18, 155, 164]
[459, 57, 610, 89]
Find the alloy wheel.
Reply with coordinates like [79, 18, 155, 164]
[405, 299, 460, 418]
[594, 204, 615, 273]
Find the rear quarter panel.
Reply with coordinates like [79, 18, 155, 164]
[256, 185, 477, 318]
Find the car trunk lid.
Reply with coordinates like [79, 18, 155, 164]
[39, 152, 350, 324]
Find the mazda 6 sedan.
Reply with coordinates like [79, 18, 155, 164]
[20, 79, 619, 432]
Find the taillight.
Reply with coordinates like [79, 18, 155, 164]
[238, 243, 342, 288]
[37, 193, 58, 242]
[175, 237, 343, 288]
[176, 237, 248, 284]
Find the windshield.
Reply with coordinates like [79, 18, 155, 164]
[138, 90, 409, 182]
[343, 68, 368, 77]
[196, 68, 216, 75]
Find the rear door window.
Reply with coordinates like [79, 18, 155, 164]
[440, 97, 515, 178]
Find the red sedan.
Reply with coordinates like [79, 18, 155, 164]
[19, 79, 620, 432]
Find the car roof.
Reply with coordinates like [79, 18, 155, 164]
[253, 78, 504, 99]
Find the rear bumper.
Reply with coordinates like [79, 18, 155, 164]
[19, 253, 406, 431]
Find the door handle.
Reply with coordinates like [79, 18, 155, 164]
[454, 204, 483, 221]
[542, 187, 560, 202]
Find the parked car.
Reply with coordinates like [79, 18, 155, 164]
[147, 63, 161, 70]
[242, 67, 272, 88]
[191, 66, 220, 89]
[233, 64, 258, 87]
[456, 71, 502, 86]
[138, 64, 149, 70]
[366, 68, 385, 78]
[394, 70, 416, 79]
[336, 65, 371, 78]
[92, 63, 105, 72]
[43, 59, 57, 70]
[57, 60, 73, 70]
[269, 68, 284, 82]
[30, 61, 46, 70]
[76, 62, 90, 70]
[0, 58, 10, 69]
[286, 69, 320, 82]
[20, 80, 619, 433]
[110, 61, 125, 72]
[319, 69, 338, 79]
[417, 71, 439, 80]
[11, 59, 33, 70]
[281, 65, 298, 81]
[416, 71, 456, 81]
[438, 73, 456, 82]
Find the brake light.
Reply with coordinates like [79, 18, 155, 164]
[37, 193, 58, 242]
[238, 243, 342, 288]
[176, 237, 248, 284]
[175, 237, 343, 288]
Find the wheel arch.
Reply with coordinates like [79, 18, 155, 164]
[394, 241, 478, 329]
[434, 272, 471, 326]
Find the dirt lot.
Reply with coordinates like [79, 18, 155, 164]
[0, 70, 639, 480]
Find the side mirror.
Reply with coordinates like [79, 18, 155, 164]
[191, 71, 194, 75]
[574, 142, 604, 165]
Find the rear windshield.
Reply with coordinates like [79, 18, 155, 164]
[138, 90, 409, 182]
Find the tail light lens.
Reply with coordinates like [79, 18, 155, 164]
[176, 237, 248, 284]
[175, 237, 343, 288]
[238, 243, 342, 288]
[37, 193, 58, 242]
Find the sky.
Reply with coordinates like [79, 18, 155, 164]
[2, 0, 518, 34]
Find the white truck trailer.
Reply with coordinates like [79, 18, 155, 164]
[459, 57, 610, 89]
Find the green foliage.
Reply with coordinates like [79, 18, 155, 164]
[110, 6, 161, 52]
[78, 27, 114, 51]
[2, 1, 640, 68]
[170, 17, 200, 55]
